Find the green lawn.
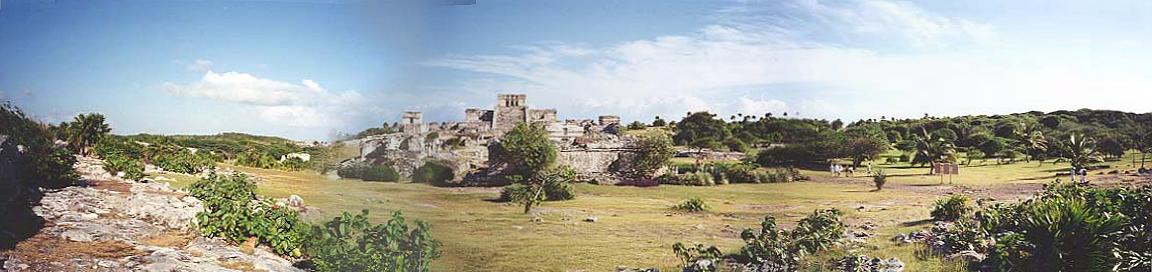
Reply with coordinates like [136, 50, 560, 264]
[166, 150, 1147, 271]
[209, 165, 965, 271]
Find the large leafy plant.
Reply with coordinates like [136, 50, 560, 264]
[304, 210, 442, 272]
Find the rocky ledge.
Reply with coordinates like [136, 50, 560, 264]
[1, 157, 301, 272]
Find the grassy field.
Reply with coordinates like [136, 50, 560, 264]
[164, 149, 1148, 271]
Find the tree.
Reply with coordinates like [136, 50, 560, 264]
[65, 113, 111, 156]
[489, 123, 562, 213]
[673, 112, 730, 146]
[1022, 130, 1049, 162]
[979, 137, 1008, 160]
[652, 116, 667, 127]
[1096, 135, 1128, 160]
[630, 133, 674, 178]
[912, 128, 957, 173]
[626, 121, 647, 130]
[843, 135, 888, 167]
[1054, 133, 1101, 170]
[723, 137, 749, 153]
[831, 119, 844, 130]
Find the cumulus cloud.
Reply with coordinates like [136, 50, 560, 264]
[422, 0, 1150, 122]
[163, 65, 363, 128]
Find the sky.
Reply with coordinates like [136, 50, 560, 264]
[2, 0, 1152, 140]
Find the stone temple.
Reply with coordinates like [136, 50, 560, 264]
[351, 93, 641, 184]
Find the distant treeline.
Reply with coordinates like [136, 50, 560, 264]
[669, 109, 1152, 168]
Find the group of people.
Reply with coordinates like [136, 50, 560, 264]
[830, 162, 873, 177]
[1070, 167, 1089, 184]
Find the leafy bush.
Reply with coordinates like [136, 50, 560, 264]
[675, 197, 709, 212]
[499, 183, 533, 203]
[872, 169, 887, 191]
[931, 195, 973, 221]
[724, 163, 759, 183]
[412, 162, 454, 185]
[188, 172, 307, 256]
[724, 137, 749, 153]
[672, 242, 722, 271]
[336, 163, 367, 179]
[629, 133, 675, 178]
[102, 152, 145, 181]
[679, 172, 714, 186]
[304, 210, 441, 272]
[1, 103, 78, 189]
[735, 209, 846, 269]
[361, 165, 400, 182]
[543, 176, 575, 201]
[924, 183, 1149, 271]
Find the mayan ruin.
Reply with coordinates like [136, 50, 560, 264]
[349, 93, 641, 184]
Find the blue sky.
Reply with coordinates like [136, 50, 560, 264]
[2, 0, 1151, 140]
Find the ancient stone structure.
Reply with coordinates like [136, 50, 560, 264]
[351, 93, 641, 183]
[401, 111, 425, 135]
[598, 115, 621, 126]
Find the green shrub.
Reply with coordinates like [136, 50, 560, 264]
[361, 165, 400, 182]
[931, 195, 973, 221]
[680, 172, 714, 186]
[413, 162, 454, 185]
[189, 172, 307, 256]
[724, 163, 759, 183]
[336, 163, 366, 179]
[304, 210, 441, 272]
[932, 183, 1146, 271]
[872, 170, 887, 191]
[675, 197, 709, 212]
[498, 183, 534, 203]
[736, 209, 846, 269]
[724, 137, 749, 153]
[1, 103, 78, 189]
[672, 242, 722, 271]
[543, 177, 574, 201]
[102, 152, 145, 181]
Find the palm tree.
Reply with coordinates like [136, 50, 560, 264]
[1023, 130, 1048, 163]
[66, 113, 111, 156]
[1055, 133, 1101, 170]
[912, 128, 957, 174]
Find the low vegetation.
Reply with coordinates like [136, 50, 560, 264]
[931, 194, 973, 222]
[872, 169, 887, 191]
[189, 172, 307, 256]
[674, 197, 709, 212]
[670, 209, 847, 271]
[412, 162, 455, 185]
[188, 172, 442, 271]
[924, 183, 1152, 271]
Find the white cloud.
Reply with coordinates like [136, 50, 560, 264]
[163, 64, 363, 128]
[187, 59, 214, 73]
[422, 0, 1152, 122]
[738, 97, 789, 116]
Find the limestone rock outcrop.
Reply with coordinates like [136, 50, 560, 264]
[3, 156, 301, 271]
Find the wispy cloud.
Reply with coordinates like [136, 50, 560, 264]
[423, 0, 998, 121]
[162, 63, 364, 128]
[187, 59, 214, 73]
[422, 0, 1150, 122]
